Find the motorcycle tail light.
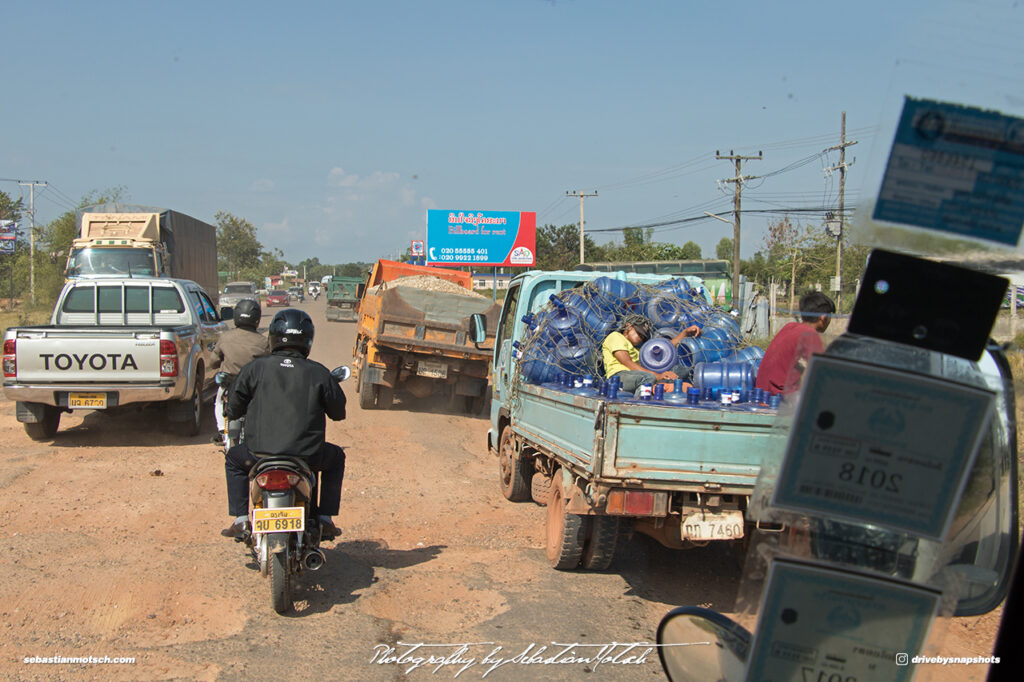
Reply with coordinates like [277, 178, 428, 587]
[256, 470, 301, 490]
[3, 339, 15, 378]
[159, 340, 178, 377]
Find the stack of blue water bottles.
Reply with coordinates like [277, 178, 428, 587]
[515, 276, 773, 409]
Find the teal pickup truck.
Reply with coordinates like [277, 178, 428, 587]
[483, 270, 779, 571]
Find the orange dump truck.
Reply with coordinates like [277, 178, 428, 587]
[353, 259, 500, 413]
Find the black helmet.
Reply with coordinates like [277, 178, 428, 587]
[621, 314, 653, 342]
[268, 308, 315, 357]
[234, 299, 262, 330]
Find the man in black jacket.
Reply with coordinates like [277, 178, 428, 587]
[220, 308, 347, 540]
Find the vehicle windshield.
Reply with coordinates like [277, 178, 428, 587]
[269, 290, 287, 297]
[224, 284, 254, 294]
[66, 247, 158, 277]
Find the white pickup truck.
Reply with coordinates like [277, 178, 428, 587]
[2, 277, 226, 440]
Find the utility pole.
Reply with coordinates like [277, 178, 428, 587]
[18, 181, 46, 306]
[565, 190, 597, 265]
[823, 112, 857, 312]
[715, 151, 761, 310]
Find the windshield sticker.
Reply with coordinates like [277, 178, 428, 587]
[874, 96, 1024, 246]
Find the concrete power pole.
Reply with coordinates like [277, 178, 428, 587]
[715, 151, 761, 310]
[17, 181, 46, 306]
[824, 112, 857, 312]
[565, 190, 597, 265]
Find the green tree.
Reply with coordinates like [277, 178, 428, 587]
[535, 223, 602, 270]
[337, 262, 369, 278]
[0, 191, 24, 223]
[716, 237, 733, 260]
[762, 216, 825, 313]
[680, 241, 702, 260]
[601, 227, 687, 262]
[215, 211, 263, 278]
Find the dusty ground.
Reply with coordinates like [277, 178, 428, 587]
[0, 301, 1011, 681]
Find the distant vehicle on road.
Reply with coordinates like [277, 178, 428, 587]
[288, 286, 305, 303]
[265, 290, 289, 307]
[325, 276, 363, 322]
[220, 281, 259, 309]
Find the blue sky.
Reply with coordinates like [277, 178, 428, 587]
[5, 0, 1024, 265]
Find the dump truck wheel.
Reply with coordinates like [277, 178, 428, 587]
[376, 385, 394, 409]
[498, 426, 531, 501]
[546, 478, 586, 570]
[358, 358, 376, 409]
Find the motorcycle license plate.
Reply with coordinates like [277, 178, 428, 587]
[68, 392, 107, 409]
[417, 359, 447, 379]
[681, 510, 745, 541]
[251, 507, 305, 534]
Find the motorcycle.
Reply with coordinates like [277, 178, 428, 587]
[214, 371, 245, 453]
[240, 365, 351, 614]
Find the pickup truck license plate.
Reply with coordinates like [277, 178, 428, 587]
[251, 507, 305, 534]
[68, 392, 107, 409]
[417, 359, 448, 379]
[681, 510, 745, 541]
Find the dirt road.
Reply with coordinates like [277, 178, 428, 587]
[0, 300, 1005, 681]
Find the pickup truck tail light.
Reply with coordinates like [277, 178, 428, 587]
[159, 340, 178, 377]
[256, 470, 301, 491]
[3, 339, 15, 378]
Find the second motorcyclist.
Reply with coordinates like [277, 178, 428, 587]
[220, 308, 348, 541]
[211, 299, 270, 446]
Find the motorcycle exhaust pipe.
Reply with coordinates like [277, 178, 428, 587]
[303, 548, 327, 571]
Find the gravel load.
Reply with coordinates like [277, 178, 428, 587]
[371, 275, 486, 298]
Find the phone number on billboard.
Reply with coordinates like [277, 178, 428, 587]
[437, 248, 490, 261]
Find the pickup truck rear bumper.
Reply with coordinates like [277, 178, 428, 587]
[3, 381, 184, 408]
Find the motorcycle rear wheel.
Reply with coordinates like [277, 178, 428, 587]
[269, 551, 293, 613]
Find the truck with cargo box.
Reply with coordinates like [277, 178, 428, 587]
[65, 206, 219, 304]
[325, 276, 363, 322]
[485, 269, 778, 570]
[353, 259, 499, 413]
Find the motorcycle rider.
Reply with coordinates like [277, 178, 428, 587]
[211, 299, 271, 445]
[220, 308, 347, 541]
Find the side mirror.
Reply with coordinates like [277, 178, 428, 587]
[657, 606, 750, 681]
[469, 313, 487, 346]
[220, 306, 234, 321]
[331, 366, 351, 382]
[214, 371, 230, 386]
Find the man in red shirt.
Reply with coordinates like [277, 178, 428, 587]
[756, 292, 835, 395]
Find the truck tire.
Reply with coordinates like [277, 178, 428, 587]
[531, 472, 552, 506]
[358, 358, 376, 409]
[546, 478, 586, 570]
[464, 386, 490, 415]
[23, 405, 61, 441]
[582, 516, 620, 571]
[376, 385, 394, 409]
[498, 426, 531, 501]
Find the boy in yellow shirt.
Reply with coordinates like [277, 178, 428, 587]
[602, 314, 700, 393]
